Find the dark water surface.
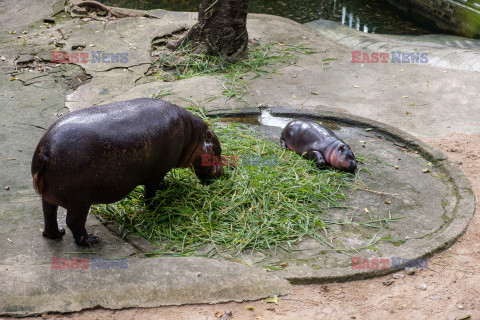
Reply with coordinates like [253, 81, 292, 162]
[100, 0, 432, 35]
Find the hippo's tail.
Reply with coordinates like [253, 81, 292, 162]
[31, 147, 49, 195]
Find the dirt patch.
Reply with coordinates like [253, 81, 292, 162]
[25, 133, 479, 320]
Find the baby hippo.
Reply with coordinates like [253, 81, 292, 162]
[280, 119, 357, 172]
[32, 98, 224, 247]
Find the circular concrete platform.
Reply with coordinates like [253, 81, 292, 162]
[190, 107, 475, 283]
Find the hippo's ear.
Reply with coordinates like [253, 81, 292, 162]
[206, 129, 214, 140]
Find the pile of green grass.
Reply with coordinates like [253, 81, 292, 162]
[92, 121, 355, 256]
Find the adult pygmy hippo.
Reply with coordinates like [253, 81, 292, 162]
[32, 98, 224, 247]
[280, 119, 357, 172]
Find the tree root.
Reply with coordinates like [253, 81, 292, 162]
[68, 0, 135, 18]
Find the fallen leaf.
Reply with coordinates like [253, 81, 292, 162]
[353, 85, 359, 88]
[311, 91, 319, 95]
[410, 102, 415, 106]
[385, 201, 391, 204]
[364, 207, 370, 213]
[278, 41, 286, 45]
[422, 168, 430, 173]
[245, 306, 254, 310]
[265, 295, 279, 305]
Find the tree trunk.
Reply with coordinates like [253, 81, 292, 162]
[167, 0, 250, 62]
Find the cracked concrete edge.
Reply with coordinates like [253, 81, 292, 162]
[202, 106, 475, 283]
[0, 257, 292, 317]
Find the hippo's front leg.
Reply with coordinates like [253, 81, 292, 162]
[145, 179, 165, 210]
[280, 137, 287, 149]
[66, 205, 99, 247]
[305, 150, 327, 167]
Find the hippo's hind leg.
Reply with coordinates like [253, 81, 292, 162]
[42, 198, 66, 239]
[304, 150, 327, 168]
[280, 137, 287, 149]
[66, 204, 99, 247]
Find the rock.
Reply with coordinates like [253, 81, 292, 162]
[405, 267, 415, 275]
[383, 279, 394, 286]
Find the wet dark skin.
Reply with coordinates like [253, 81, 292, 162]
[280, 119, 357, 173]
[32, 98, 223, 247]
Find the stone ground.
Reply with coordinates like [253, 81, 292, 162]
[1, 1, 480, 319]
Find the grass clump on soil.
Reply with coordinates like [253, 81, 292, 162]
[152, 41, 320, 105]
[155, 42, 316, 81]
[92, 120, 355, 256]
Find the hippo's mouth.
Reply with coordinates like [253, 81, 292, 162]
[213, 164, 224, 177]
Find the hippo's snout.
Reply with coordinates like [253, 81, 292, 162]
[346, 160, 357, 173]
